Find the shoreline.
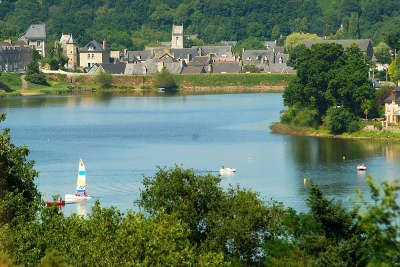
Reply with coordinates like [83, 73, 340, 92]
[270, 122, 400, 142]
[0, 73, 290, 97]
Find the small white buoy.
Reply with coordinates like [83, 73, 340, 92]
[304, 178, 307, 185]
[342, 155, 346, 160]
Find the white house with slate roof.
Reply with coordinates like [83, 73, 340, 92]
[79, 39, 110, 69]
[20, 24, 46, 57]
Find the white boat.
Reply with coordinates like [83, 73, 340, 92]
[65, 159, 92, 203]
[356, 163, 367, 171]
[219, 166, 236, 176]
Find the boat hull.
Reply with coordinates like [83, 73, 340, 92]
[65, 194, 92, 203]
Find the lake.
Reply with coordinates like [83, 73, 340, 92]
[1, 93, 399, 215]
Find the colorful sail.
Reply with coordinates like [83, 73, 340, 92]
[76, 159, 86, 194]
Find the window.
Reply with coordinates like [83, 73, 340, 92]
[88, 63, 91, 67]
[87, 54, 90, 59]
[37, 41, 40, 47]
[92, 54, 94, 58]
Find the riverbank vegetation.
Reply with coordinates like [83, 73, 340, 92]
[279, 42, 392, 138]
[1, 114, 400, 266]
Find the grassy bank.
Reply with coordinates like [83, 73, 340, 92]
[271, 122, 400, 141]
[1, 72, 292, 97]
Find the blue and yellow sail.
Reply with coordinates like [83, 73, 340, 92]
[76, 159, 86, 194]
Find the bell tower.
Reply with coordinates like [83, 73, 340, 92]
[171, 25, 184, 49]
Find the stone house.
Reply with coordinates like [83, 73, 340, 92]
[59, 33, 79, 69]
[242, 48, 294, 73]
[79, 40, 110, 69]
[0, 40, 32, 72]
[125, 50, 153, 63]
[195, 46, 236, 62]
[19, 24, 46, 57]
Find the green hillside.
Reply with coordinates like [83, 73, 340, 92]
[0, 0, 399, 49]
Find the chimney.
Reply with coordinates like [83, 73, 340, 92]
[103, 38, 107, 50]
[392, 90, 396, 104]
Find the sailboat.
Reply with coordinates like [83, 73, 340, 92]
[65, 159, 92, 203]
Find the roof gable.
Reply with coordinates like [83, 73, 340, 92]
[80, 40, 104, 52]
[23, 24, 46, 40]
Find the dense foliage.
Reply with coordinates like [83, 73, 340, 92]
[1, 0, 400, 49]
[25, 50, 48, 85]
[282, 43, 374, 133]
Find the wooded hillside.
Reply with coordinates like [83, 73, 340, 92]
[0, 0, 399, 49]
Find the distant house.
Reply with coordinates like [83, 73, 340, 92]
[19, 24, 46, 57]
[110, 51, 124, 63]
[385, 88, 400, 126]
[59, 33, 79, 69]
[125, 50, 153, 63]
[0, 40, 32, 72]
[96, 63, 126, 74]
[181, 56, 212, 74]
[242, 49, 294, 73]
[303, 39, 374, 59]
[195, 46, 236, 62]
[212, 62, 242, 74]
[79, 40, 110, 69]
[171, 48, 198, 63]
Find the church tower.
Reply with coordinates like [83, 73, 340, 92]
[171, 25, 184, 49]
[65, 35, 79, 70]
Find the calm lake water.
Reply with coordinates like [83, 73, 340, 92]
[1, 93, 399, 215]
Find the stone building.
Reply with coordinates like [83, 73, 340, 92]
[0, 40, 32, 72]
[59, 33, 79, 69]
[304, 39, 374, 60]
[171, 25, 184, 49]
[19, 24, 46, 57]
[79, 40, 110, 69]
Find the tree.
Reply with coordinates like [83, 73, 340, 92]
[348, 12, 360, 38]
[95, 71, 112, 89]
[283, 43, 374, 128]
[0, 113, 40, 225]
[284, 32, 320, 52]
[271, 25, 281, 40]
[374, 42, 391, 64]
[388, 59, 400, 83]
[25, 50, 48, 86]
[153, 68, 178, 91]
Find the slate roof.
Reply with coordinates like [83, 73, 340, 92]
[303, 39, 372, 52]
[191, 56, 211, 66]
[124, 60, 158, 75]
[100, 63, 126, 74]
[264, 41, 277, 48]
[23, 24, 46, 40]
[385, 89, 400, 104]
[213, 62, 242, 73]
[80, 40, 104, 52]
[127, 51, 153, 62]
[196, 46, 232, 57]
[172, 48, 199, 60]
[181, 65, 207, 74]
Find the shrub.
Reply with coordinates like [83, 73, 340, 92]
[281, 105, 319, 128]
[95, 71, 113, 89]
[373, 120, 383, 131]
[324, 107, 360, 134]
[154, 68, 178, 91]
[243, 65, 260, 73]
[25, 73, 48, 86]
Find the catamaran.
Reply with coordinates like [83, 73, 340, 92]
[65, 159, 92, 203]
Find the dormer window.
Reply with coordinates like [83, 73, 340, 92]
[88, 45, 94, 51]
[37, 41, 40, 46]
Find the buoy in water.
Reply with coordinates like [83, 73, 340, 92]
[304, 178, 307, 185]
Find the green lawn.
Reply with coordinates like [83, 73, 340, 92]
[0, 73, 22, 91]
[175, 73, 294, 87]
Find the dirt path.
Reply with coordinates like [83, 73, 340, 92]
[21, 75, 28, 89]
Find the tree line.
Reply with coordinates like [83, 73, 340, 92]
[1, 0, 400, 50]
[0, 113, 400, 266]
